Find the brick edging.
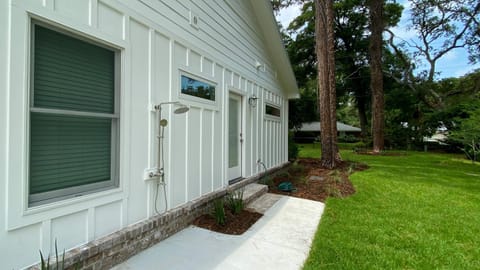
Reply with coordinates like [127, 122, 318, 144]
[27, 162, 289, 270]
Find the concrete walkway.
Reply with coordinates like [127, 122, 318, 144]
[112, 194, 325, 270]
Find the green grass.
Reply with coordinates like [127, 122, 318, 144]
[299, 143, 480, 269]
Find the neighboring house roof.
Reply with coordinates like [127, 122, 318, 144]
[250, 0, 299, 99]
[298, 122, 362, 132]
[423, 131, 448, 143]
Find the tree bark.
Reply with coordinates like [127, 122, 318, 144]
[369, 0, 385, 153]
[315, 0, 341, 168]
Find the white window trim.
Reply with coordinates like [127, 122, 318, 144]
[178, 69, 219, 111]
[27, 21, 121, 207]
[265, 103, 281, 121]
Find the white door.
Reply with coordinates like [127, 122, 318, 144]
[228, 94, 242, 181]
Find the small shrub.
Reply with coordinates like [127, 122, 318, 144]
[288, 162, 305, 176]
[347, 163, 357, 175]
[275, 171, 290, 179]
[212, 198, 226, 225]
[39, 240, 65, 270]
[259, 175, 274, 187]
[325, 185, 342, 197]
[328, 170, 344, 184]
[297, 175, 308, 185]
[226, 189, 244, 215]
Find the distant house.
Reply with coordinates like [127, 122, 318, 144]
[294, 121, 361, 143]
[423, 124, 448, 142]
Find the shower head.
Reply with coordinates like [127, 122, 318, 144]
[174, 105, 189, 114]
[154, 101, 189, 114]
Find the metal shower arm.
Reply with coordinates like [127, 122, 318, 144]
[154, 101, 180, 111]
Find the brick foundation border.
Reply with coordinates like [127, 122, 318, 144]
[27, 162, 288, 270]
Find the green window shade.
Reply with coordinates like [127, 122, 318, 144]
[34, 25, 115, 114]
[29, 113, 112, 194]
[29, 24, 118, 204]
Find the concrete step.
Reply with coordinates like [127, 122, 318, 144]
[239, 183, 268, 206]
[246, 193, 283, 214]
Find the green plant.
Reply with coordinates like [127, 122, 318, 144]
[226, 189, 244, 215]
[212, 198, 226, 225]
[259, 175, 274, 187]
[297, 175, 308, 185]
[288, 162, 305, 176]
[347, 162, 357, 175]
[328, 169, 343, 183]
[325, 185, 341, 197]
[275, 171, 291, 179]
[288, 132, 299, 160]
[39, 240, 65, 270]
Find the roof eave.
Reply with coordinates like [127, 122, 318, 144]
[249, 0, 299, 100]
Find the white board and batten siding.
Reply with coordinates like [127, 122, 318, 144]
[0, 0, 295, 268]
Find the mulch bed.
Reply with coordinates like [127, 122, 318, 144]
[268, 158, 368, 202]
[193, 158, 368, 235]
[192, 209, 263, 235]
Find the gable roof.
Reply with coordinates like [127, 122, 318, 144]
[299, 122, 362, 132]
[250, 0, 299, 99]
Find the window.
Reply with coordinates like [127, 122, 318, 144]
[265, 104, 281, 117]
[180, 74, 215, 101]
[29, 23, 120, 206]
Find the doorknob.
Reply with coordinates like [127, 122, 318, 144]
[240, 133, 243, 143]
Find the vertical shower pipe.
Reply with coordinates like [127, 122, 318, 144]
[150, 102, 189, 214]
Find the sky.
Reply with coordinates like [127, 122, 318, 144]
[276, 2, 480, 79]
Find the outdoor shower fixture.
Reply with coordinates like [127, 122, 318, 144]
[150, 101, 189, 179]
[150, 101, 189, 214]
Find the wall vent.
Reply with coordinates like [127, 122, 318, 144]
[189, 11, 200, 30]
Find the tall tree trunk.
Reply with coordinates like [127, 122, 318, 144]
[315, 0, 340, 168]
[369, 0, 385, 153]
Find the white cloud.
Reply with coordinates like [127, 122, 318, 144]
[389, 25, 417, 41]
[443, 50, 458, 61]
[276, 4, 302, 29]
[388, 1, 416, 40]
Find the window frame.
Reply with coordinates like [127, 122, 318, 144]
[265, 103, 281, 119]
[178, 70, 218, 108]
[28, 21, 121, 207]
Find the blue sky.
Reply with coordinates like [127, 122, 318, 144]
[276, 2, 480, 79]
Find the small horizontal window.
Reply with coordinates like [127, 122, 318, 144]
[265, 104, 281, 117]
[181, 75, 215, 101]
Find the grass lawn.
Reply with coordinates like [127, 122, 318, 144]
[300, 143, 480, 269]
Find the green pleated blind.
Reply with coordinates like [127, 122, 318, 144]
[30, 114, 112, 194]
[34, 25, 115, 113]
[30, 24, 117, 202]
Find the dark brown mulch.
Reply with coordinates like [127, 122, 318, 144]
[193, 158, 368, 235]
[192, 209, 263, 235]
[268, 158, 368, 202]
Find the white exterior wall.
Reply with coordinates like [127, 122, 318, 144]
[1, 0, 290, 268]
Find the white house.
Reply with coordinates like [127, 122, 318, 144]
[0, 0, 298, 268]
[294, 121, 362, 143]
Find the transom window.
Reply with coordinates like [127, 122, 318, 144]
[180, 74, 216, 102]
[29, 23, 120, 206]
[265, 104, 281, 117]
